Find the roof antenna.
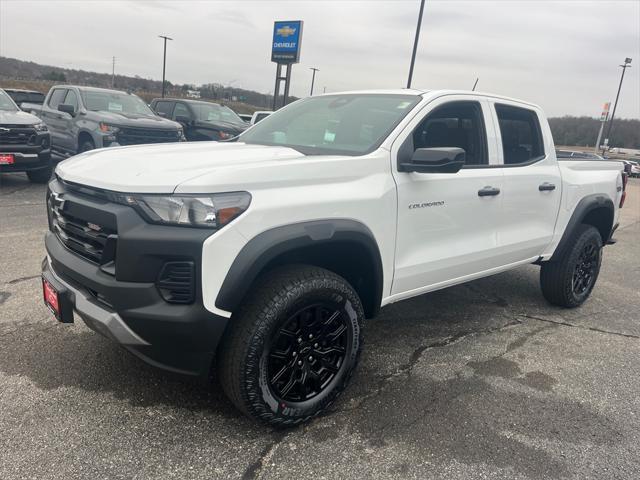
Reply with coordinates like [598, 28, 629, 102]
[472, 78, 479, 91]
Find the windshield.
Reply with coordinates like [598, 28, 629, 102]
[239, 94, 421, 155]
[81, 90, 155, 116]
[0, 90, 18, 112]
[191, 103, 244, 125]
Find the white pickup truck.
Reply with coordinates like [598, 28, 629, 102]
[41, 90, 627, 426]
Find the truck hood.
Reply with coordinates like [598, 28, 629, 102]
[194, 119, 247, 134]
[56, 141, 305, 193]
[89, 110, 180, 130]
[0, 109, 40, 126]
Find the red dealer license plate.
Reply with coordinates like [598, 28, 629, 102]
[42, 277, 61, 319]
[0, 154, 15, 165]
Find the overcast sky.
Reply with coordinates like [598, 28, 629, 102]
[1, 0, 639, 118]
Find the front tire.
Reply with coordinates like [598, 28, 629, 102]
[218, 265, 364, 427]
[79, 139, 95, 153]
[540, 224, 603, 308]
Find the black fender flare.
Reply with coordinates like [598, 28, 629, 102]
[550, 194, 614, 261]
[215, 219, 384, 316]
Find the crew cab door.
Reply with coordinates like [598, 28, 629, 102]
[390, 96, 505, 298]
[58, 89, 79, 153]
[41, 88, 67, 152]
[490, 101, 562, 262]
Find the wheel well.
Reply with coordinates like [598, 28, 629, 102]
[581, 206, 613, 242]
[255, 241, 381, 319]
[78, 131, 94, 150]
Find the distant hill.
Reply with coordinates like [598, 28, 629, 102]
[0, 56, 281, 111]
[549, 116, 640, 150]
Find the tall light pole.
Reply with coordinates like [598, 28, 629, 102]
[111, 56, 116, 88]
[158, 35, 173, 98]
[309, 67, 319, 95]
[602, 57, 632, 155]
[407, 0, 426, 88]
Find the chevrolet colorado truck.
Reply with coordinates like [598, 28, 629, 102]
[0, 88, 52, 183]
[41, 90, 626, 426]
[24, 85, 184, 158]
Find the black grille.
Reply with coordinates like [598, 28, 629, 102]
[48, 192, 117, 264]
[157, 262, 195, 304]
[0, 126, 37, 145]
[116, 127, 180, 146]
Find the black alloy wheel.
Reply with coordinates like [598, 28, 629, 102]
[267, 302, 350, 404]
[572, 242, 599, 296]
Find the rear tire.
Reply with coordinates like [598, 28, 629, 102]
[26, 165, 52, 184]
[217, 265, 364, 427]
[540, 224, 603, 308]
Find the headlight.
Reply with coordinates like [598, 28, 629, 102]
[121, 192, 251, 228]
[99, 122, 120, 134]
[34, 122, 48, 132]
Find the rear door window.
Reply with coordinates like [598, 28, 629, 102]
[495, 104, 545, 165]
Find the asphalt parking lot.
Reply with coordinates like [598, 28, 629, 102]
[1, 172, 639, 480]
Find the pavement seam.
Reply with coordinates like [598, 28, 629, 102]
[519, 314, 640, 339]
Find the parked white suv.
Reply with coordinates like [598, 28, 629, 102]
[41, 90, 626, 426]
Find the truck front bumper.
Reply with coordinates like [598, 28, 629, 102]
[42, 178, 229, 376]
[0, 149, 51, 173]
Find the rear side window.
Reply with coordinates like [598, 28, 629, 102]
[495, 104, 545, 165]
[48, 89, 67, 109]
[154, 101, 174, 117]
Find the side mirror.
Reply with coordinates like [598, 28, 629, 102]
[400, 147, 466, 174]
[175, 115, 192, 125]
[156, 111, 168, 118]
[58, 104, 75, 116]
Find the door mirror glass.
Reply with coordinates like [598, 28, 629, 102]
[401, 147, 466, 174]
[58, 103, 75, 116]
[175, 115, 191, 125]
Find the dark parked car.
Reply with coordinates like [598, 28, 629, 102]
[150, 98, 248, 141]
[0, 88, 52, 183]
[3, 88, 46, 109]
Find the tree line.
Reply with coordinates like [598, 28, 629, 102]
[548, 116, 640, 149]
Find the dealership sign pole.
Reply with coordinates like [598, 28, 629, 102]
[271, 20, 303, 110]
[594, 102, 610, 153]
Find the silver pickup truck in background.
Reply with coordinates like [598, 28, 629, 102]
[23, 85, 185, 158]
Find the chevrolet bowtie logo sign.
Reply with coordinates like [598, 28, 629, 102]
[272, 20, 303, 64]
[276, 26, 296, 37]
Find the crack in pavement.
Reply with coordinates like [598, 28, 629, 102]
[519, 314, 640, 339]
[341, 319, 524, 413]
[7, 274, 41, 285]
[241, 431, 287, 480]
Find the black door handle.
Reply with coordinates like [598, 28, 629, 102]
[539, 182, 556, 191]
[478, 186, 501, 197]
